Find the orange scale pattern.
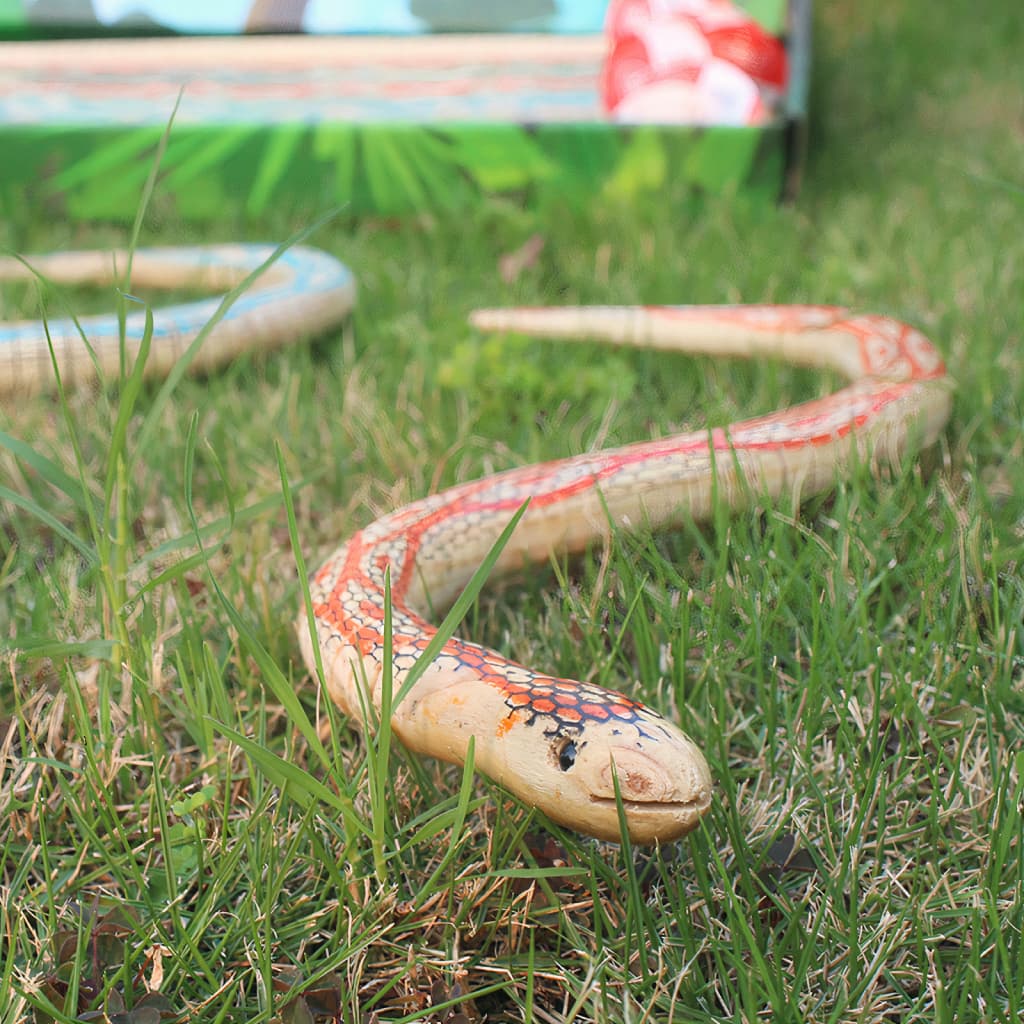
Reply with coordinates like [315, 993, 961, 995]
[435, 644, 657, 735]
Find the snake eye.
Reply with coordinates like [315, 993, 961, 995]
[557, 739, 577, 772]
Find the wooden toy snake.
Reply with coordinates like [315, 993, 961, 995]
[0, 245, 952, 843]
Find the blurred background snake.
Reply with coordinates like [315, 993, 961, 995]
[0, 244, 952, 843]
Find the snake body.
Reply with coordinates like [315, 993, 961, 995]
[0, 245, 355, 394]
[1, 246, 952, 844]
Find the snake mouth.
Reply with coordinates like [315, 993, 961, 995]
[585, 793, 711, 843]
[589, 795, 710, 814]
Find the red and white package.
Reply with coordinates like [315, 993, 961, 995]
[601, 0, 787, 124]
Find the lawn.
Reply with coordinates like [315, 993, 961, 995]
[2, 0, 1023, 1021]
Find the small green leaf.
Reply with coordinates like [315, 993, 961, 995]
[169, 784, 216, 817]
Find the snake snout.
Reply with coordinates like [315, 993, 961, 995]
[599, 748, 681, 803]
[601, 746, 711, 808]
[580, 738, 712, 844]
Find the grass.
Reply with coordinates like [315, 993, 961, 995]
[2, 0, 1024, 1021]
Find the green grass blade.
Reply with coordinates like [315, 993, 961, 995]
[181, 411, 365, 848]
[182, 414, 330, 769]
[392, 498, 531, 709]
[103, 303, 154, 504]
[131, 208, 342, 468]
[0, 483, 97, 564]
[210, 720, 360, 823]
[407, 735, 477, 910]
[0, 428, 92, 513]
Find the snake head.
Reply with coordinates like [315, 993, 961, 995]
[393, 654, 712, 844]
[490, 674, 713, 844]
[531, 712, 713, 844]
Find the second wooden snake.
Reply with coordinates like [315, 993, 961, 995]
[0, 245, 952, 843]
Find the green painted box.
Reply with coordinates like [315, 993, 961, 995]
[0, 0, 809, 220]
